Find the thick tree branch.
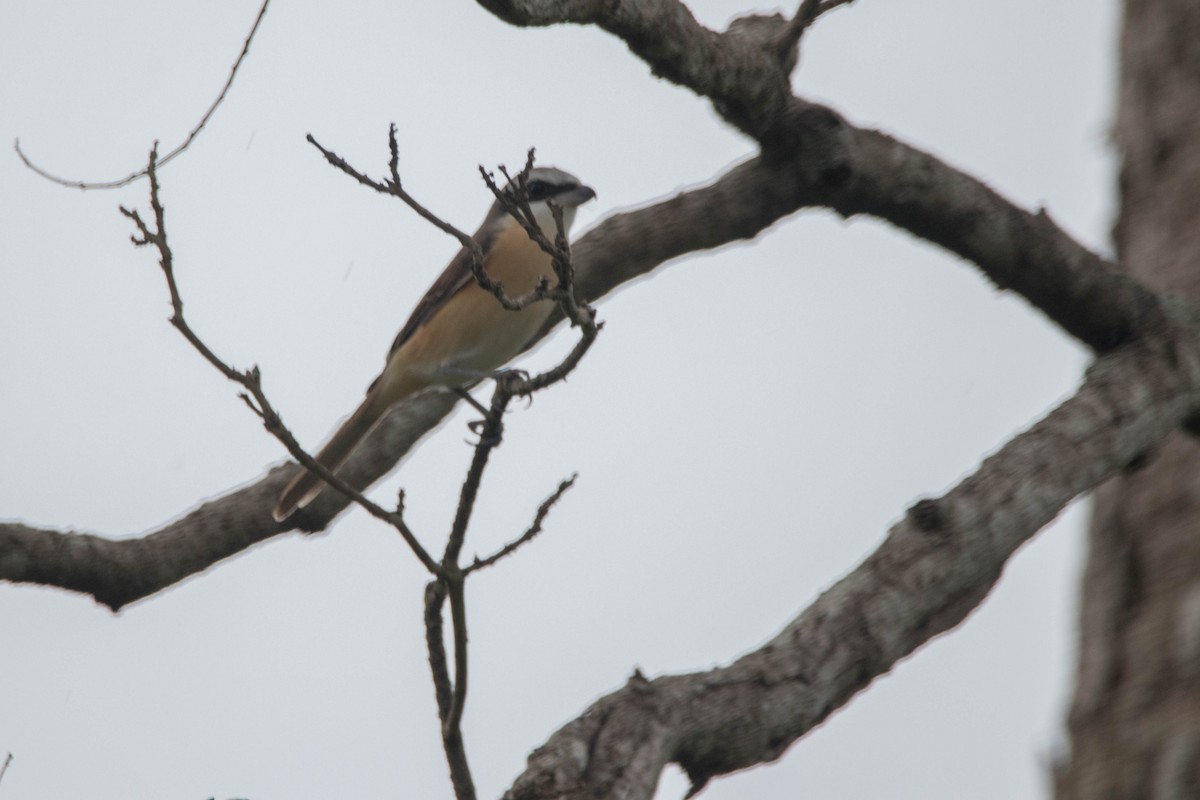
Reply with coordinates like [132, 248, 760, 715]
[479, 0, 1163, 351]
[0, 393, 456, 611]
[554, 111, 1163, 353]
[1, 0, 1173, 629]
[7, 2, 1200, 797]
[1, 117, 1174, 602]
[0, 156, 792, 604]
[474, 0, 795, 140]
[830, 116, 1164, 351]
[120, 146, 440, 572]
[503, 335, 1200, 800]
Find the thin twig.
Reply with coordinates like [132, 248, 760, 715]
[466, 474, 578, 575]
[426, 159, 597, 761]
[0, 753, 11, 788]
[310, 138, 597, 791]
[308, 131, 603, 397]
[424, 581, 476, 800]
[383, 126, 478, 253]
[424, 582, 453, 716]
[479, 155, 596, 330]
[119, 145, 439, 574]
[434, 172, 597, 575]
[435, 382, 513, 744]
[307, 128, 545, 313]
[304, 137, 598, 555]
[14, 0, 270, 190]
[431, 240, 593, 752]
[435, 379, 513, 751]
[446, 395, 513, 562]
[444, 571, 470, 739]
[775, 0, 854, 58]
[819, 0, 857, 14]
[477, 154, 602, 395]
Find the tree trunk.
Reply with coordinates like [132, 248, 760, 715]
[1056, 1, 1200, 797]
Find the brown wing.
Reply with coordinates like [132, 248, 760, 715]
[386, 223, 504, 358]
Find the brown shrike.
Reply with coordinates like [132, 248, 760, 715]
[272, 167, 596, 522]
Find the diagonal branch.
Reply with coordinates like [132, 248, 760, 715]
[120, 144, 439, 574]
[502, 335, 1200, 800]
[3, 114, 1173, 603]
[307, 129, 550, 313]
[423, 196, 598, 787]
[828, 117, 1166, 352]
[0, 392, 457, 611]
[479, 0, 1164, 352]
[474, 0, 795, 140]
[466, 475, 576, 575]
[774, 0, 856, 58]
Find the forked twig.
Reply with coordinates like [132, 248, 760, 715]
[466, 475, 578, 574]
[119, 144, 439, 574]
[308, 128, 546, 314]
[775, 0, 855, 59]
[304, 133, 601, 797]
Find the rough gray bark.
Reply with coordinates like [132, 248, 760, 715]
[506, 339, 1200, 800]
[8, 2, 1200, 798]
[1056, 1, 1200, 797]
[2, 110, 1158, 608]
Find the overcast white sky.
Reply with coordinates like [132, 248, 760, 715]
[1, 1, 1111, 798]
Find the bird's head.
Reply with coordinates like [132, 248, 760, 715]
[486, 166, 596, 236]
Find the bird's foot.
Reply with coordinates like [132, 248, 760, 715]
[453, 387, 505, 445]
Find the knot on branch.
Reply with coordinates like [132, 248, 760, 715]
[908, 498, 948, 535]
[764, 101, 854, 194]
[726, 12, 798, 73]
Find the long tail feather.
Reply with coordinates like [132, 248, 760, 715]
[272, 394, 386, 522]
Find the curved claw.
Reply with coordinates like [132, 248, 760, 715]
[467, 416, 504, 446]
[495, 368, 531, 391]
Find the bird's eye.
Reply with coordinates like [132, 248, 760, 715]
[526, 179, 550, 201]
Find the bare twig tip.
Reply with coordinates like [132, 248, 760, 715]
[16, 0, 270, 191]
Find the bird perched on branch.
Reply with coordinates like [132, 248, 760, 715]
[273, 167, 596, 522]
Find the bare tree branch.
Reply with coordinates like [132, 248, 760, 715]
[13, 0, 271, 190]
[829, 118, 1164, 352]
[503, 336, 1200, 800]
[118, 146, 440, 575]
[425, 580, 476, 800]
[775, 0, 855, 56]
[6, 1, 1197, 798]
[475, 0, 795, 140]
[7, 1, 1200, 797]
[1, 118, 1167, 601]
[415, 191, 597, 783]
[116, 140, 597, 800]
[466, 475, 576, 575]
[306, 129, 481, 256]
[560, 118, 1162, 354]
[478, 0, 1162, 352]
[307, 129, 542, 313]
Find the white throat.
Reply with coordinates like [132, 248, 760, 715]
[529, 201, 578, 239]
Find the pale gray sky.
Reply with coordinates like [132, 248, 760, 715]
[1, 1, 1109, 798]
